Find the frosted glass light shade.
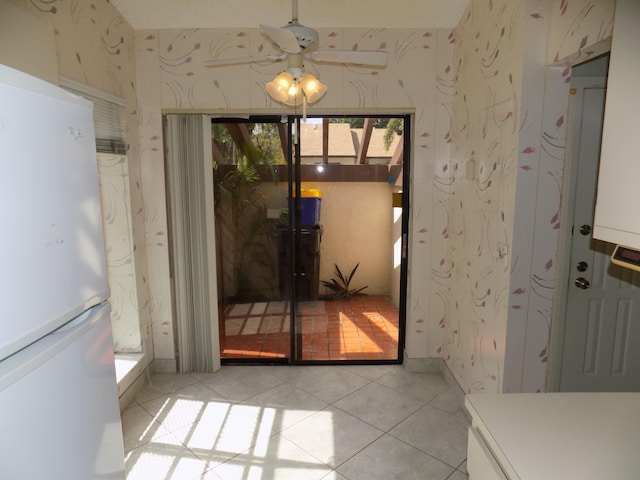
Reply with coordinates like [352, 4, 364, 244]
[266, 70, 326, 106]
[300, 73, 327, 104]
[266, 71, 293, 103]
[283, 83, 303, 106]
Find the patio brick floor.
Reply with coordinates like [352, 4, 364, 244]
[220, 295, 400, 361]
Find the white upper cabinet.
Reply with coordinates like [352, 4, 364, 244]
[593, 0, 640, 248]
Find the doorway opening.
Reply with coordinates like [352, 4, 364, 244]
[213, 115, 410, 364]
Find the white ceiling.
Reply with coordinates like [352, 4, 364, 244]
[110, 0, 470, 30]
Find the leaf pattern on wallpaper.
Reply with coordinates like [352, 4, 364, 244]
[392, 31, 433, 63]
[32, 0, 58, 14]
[350, 28, 388, 53]
[579, 35, 589, 49]
[452, 200, 465, 237]
[471, 285, 491, 308]
[560, 0, 568, 16]
[539, 346, 548, 362]
[469, 267, 493, 317]
[541, 132, 565, 161]
[103, 21, 126, 57]
[555, 4, 605, 62]
[205, 30, 249, 65]
[431, 260, 454, 293]
[160, 31, 209, 73]
[481, 27, 505, 70]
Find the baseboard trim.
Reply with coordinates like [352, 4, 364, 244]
[403, 352, 468, 418]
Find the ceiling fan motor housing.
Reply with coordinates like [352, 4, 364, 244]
[283, 23, 319, 50]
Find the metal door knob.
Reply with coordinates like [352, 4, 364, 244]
[575, 277, 590, 289]
[580, 224, 592, 235]
[577, 261, 588, 272]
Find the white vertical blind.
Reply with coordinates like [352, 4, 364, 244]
[165, 114, 221, 373]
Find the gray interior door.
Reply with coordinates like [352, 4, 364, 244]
[560, 78, 640, 391]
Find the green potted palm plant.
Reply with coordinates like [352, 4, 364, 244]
[321, 263, 368, 300]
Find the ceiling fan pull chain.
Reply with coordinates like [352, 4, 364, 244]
[302, 95, 307, 121]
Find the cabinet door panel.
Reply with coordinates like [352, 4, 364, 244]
[467, 426, 509, 480]
[593, 0, 640, 247]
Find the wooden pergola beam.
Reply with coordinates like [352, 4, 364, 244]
[390, 132, 403, 165]
[356, 117, 375, 164]
[224, 123, 253, 152]
[277, 122, 289, 161]
[322, 117, 329, 164]
[211, 138, 226, 165]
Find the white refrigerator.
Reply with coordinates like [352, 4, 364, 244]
[0, 64, 125, 478]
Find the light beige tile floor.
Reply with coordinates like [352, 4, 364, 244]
[121, 365, 469, 480]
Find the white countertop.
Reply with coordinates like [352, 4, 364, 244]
[465, 393, 640, 480]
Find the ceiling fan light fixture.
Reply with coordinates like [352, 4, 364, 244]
[266, 71, 294, 103]
[267, 70, 326, 106]
[282, 84, 303, 106]
[300, 73, 327, 104]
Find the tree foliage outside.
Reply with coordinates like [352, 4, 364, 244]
[212, 122, 283, 301]
[383, 118, 404, 150]
[252, 123, 286, 165]
[212, 122, 285, 167]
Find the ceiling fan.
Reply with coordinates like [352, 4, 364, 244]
[205, 0, 388, 106]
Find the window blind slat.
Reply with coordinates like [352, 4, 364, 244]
[62, 82, 127, 154]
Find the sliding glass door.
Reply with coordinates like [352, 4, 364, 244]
[213, 115, 408, 364]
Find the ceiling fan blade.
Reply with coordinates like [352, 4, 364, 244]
[259, 24, 301, 54]
[205, 53, 286, 67]
[309, 50, 388, 67]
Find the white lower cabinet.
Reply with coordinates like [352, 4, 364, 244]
[465, 393, 640, 480]
[467, 426, 508, 480]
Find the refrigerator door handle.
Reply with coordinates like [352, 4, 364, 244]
[0, 303, 110, 392]
[53, 302, 106, 335]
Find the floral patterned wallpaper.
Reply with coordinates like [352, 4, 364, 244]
[445, 0, 615, 394]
